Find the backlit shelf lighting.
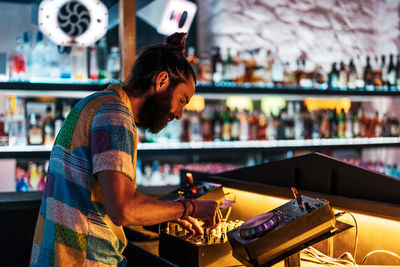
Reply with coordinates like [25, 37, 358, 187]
[0, 137, 399, 153]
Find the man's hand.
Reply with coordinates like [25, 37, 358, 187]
[189, 199, 222, 229]
[173, 216, 203, 235]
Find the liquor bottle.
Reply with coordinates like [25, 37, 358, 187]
[239, 110, 249, 141]
[358, 108, 367, 138]
[271, 48, 284, 86]
[107, 46, 121, 81]
[89, 45, 99, 81]
[231, 109, 240, 141]
[28, 113, 43, 145]
[264, 49, 273, 85]
[390, 112, 399, 137]
[223, 48, 234, 82]
[311, 111, 321, 139]
[312, 64, 326, 89]
[355, 54, 365, 88]
[373, 55, 382, 88]
[303, 110, 312, 139]
[320, 110, 330, 138]
[45, 38, 61, 80]
[381, 55, 389, 90]
[373, 111, 382, 137]
[198, 51, 212, 84]
[347, 59, 357, 90]
[13, 97, 27, 146]
[284, 103, 295, 139]
[345, 110, 353, 138]
[11, 36, 26, 81]
[71, 46, 87, 80]
[382, 113, 390, 137]
[234, 51, 246, 84]
[221, 107, 232, 141]
[353, 110, 360, 138]
[180, 111, 190, 142]
[328, 62, 339, 89]
[200, 107, 213, 141]
[59, 46, 72, 79]
[363, 56, 374, 89]
[396, 54, 400, 89]
[338, 61, 347, 89]
[293, 102, 304, 139]
[328, 109, 338, 138]
[97, 37, 108, 80]
[257, 109, 267, 140]
[22, 31, 31, 80]
[186, 46, 200, 78]
[189, 111, 202, 142]
[42, 105, 55, 145]
[0, 113, 8, 146]
[337, 108, 346, 138]
[387, 54, 396, 89]
[31, 31, 48, 80]
[54, 103, 64, 138]
[211, 46, 223, 84]
[276, 110, 286, 140]
[212, 107, 222, 141]
[267, 113, 278, 140]
[248, 110, 258, 140]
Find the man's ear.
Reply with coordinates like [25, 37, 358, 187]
[155, 71, 170, 93]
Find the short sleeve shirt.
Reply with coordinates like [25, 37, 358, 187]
[30, 85, 137, 267]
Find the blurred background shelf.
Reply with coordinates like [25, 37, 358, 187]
[2, 137, 400, 158]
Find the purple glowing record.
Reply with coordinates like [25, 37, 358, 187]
[239, 212, 280, 240]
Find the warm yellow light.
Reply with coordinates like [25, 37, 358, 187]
[261, 97, 286, 117]
[304, 98, 351, 112]
[185, 95, 205, 112]
[225, 96, 253, 112]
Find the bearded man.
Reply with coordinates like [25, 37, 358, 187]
[30, 33, 221, 267]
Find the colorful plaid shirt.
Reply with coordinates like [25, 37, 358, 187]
[30, 85, 137, 267]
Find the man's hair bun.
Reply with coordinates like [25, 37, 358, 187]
[166, 32, 187, 56]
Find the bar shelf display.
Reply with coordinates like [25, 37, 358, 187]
[1, 137, 400, 158]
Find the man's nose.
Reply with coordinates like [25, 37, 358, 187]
[174, 110, 183, 120]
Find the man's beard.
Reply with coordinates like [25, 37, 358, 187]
[137, 88, 175, 133]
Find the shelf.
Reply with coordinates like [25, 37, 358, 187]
[1, 137, 400, 158]
[195, 84, 400, 100]
[0, 82, 399, 100]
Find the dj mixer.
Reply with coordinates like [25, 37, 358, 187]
[159, 194, 339, 267]
[159, 220, 244, 267]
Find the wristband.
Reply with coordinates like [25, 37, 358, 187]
[177, 199, 193, 218]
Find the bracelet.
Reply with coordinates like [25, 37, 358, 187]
[177, 199, 193, 218]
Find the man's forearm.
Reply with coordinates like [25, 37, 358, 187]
[117, 191, 185, 226]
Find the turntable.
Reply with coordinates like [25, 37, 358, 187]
[227, 195, 351, 267]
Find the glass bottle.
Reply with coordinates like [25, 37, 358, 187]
[11, 36, 26, 81]
[387, 54, 396, 89]
[107, 46, 121, 81]
[28, 113, 43, 145]
[363, 56, 374, 89]
[97, 37, 108, 80]
[347, 59, 357, 90]
[31, 31, 47, 80]
[71, 46, 87, 81]
[89, 45, 99, 81]
[42, 105, 55, 145]
[338, 61, 347, 90]
[22, 31, 31, 80]
[328, 63, 339, 89]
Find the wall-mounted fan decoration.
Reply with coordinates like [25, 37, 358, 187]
[39, 0, 108, 47]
